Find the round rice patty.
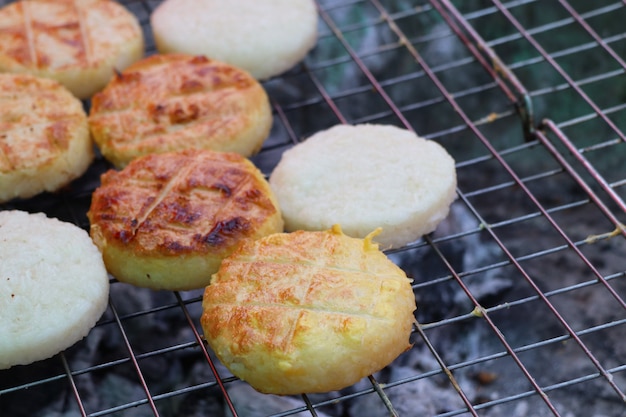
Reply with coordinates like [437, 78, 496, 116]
[269, 124, 457, 248]
[0, 0, 144, 99]
[88, 54, 273, 168]
[0, 73, 93, 204]
[150, 0, 318, 80]
[0, 210, 109, 369]
[202, 225, 416, 395]
[87, 149, 284, 291]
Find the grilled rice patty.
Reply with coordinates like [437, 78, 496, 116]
[269, 123, 458, 248]
[0, 210, 109, 369]
[0, 73, 93, 203]
[88, 148, 284, 291]
[88, 53, 272, 168]
[151, 0, 318, 80]
[0, 0, 144, 99]
[202, 225, 416, 395]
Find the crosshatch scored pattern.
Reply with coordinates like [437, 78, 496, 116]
[0, 1, 625, 417]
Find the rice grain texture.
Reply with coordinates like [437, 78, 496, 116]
[269, 124, 457, 248]
[151, 0, 318, 80]
[0, 211, 109, 369]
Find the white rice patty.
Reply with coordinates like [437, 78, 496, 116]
[0, 211, 109, 369]
[269, 124, 457, 247]
[150, 0, 318, 80]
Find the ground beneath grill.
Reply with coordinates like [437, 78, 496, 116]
[0, 181, 623, 417]
[460, 212, 626, 417]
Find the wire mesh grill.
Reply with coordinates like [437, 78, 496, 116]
[1, 1, 625, 416]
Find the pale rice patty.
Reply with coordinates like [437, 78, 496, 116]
[269, 124, 457, 248]
[0, 210, 109, 369]
[151, 0, 318, 80]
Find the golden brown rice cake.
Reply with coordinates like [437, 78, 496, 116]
[88, 148, 284, 291]
[202, 225, 416, 394]
[0, 0, 144, 99]
[0, 73, 93, 203]
[88, 54, 272, 168]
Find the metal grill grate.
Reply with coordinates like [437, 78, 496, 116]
[1, 1, 625, 416]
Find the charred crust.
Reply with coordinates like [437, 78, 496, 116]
[114, 70, 141, 83]
[116, 229, 133, 244]
[180, 78, 204, 93]
[148, 101, 200, 124]
[190, 55, 211, 65]
[163, 240, 189, 252]
[97, 212, 116, 221]
[212, 183, 232, 197]
[168, 202, 200, 224]
[243, 188, 262, 200]
[202, 217, 249, 246]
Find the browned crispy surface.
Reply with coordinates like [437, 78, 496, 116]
[0, 74, 83, 172]
[0, 0, 143, 99]
[88, 148, 282, 258]
[87, 148, 283, 290]
[88, 54, 272, 167]
[0, 73, 92, 202]
[201, 227, 416, 394]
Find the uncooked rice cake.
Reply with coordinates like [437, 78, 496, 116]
[0, 0, 144, 99]
[88, 149, 284, 291]
[0, 210, 110, 369]
[269, 123, 457, 248]
[0, 73, 93, 204]
[88, 54, 273, 168]
[150, 0, 318, 80]
[201, 225, 417, 395]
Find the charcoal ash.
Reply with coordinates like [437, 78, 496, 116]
[0, 199, 508, 417]
[390, 202, 514, 322]
[2, 196, 623, 417]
